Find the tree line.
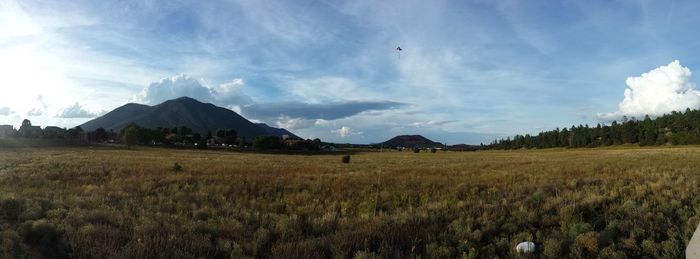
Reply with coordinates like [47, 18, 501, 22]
[119, 123, 323, 150]
[489, 108, 700, 149]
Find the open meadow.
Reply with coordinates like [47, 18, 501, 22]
[1, 146, 699, 258]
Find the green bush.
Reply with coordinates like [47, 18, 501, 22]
[66, 224, 129, 258]
[574, 231, 599, 256]
[172, 162, 183, 172]
[542, 238, 562, 258]
[19, 220, 70, 258]
[568, 222, 592, 238]
[0, 230, 25, 258]
[0, 198, 24, 221]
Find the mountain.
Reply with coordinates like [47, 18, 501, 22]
[80, 97, 298, 139]
[381, 135, 443, 148]
[256, 123, 300, 139]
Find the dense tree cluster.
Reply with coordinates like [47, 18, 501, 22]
[489, 108, 700, 149]
[215, 129, 238, 145]
[253, 135, 323, 150]
[118, 123, 205, 146]
[115, 123, 324, 151]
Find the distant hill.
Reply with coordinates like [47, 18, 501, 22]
[382, 135, 443, 148]
[80, 97, 299, 139]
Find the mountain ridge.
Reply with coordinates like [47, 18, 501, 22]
[80, 97, 299, 139]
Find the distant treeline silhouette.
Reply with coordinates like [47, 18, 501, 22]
[489, 108, 700, 149]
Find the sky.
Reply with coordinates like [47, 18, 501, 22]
[2, 0, 700, 144]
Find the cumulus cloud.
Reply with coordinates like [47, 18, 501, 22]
[216, 78, 253, 106]
[27, 108, 43, 116]
[272, 116, 332, 130]
[599, 60, 700, 120]
[241, 101, 404, 121]
[0, 106, 11, 115]
[136, 75, 214, 105]
[26, 95, 48, 116]
[135, 74, 252, 106]
[274, 116, 317, 130]
[332, 126, 361, 137]
[56, 102, 98, 118]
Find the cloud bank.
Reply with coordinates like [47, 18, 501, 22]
[241, 101, 404, 121]
[599, 60, 700, 120]
[242, 101, 403, 131]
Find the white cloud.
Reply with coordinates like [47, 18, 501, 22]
[412, 120, 458, 128]
[136, 74, 215, 105]
[0, 106, 11, 115]
[274, 116, 318, 130]
[136, 75, 252, 106]
[332, 126, 361, 137]
[26, 108, 43, 116]
[242, 100, 404, 121]
[215, 78, 253, 106]
[598, 60, 700, 120]
[26, 95, 47, 116]
[56, 102, 98, 118]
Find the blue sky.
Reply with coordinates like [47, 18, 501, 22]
[2, 0, 700, 144]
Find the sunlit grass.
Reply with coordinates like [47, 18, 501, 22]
[0, 146, 698, 258]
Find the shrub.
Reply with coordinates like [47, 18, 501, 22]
[0, 230, 25, 258]
[342, 155, 351, 164]
[172, 163, 182, 172]
[661, 239, 681, 258]
[19, 220, 70, 258]
[18, 200, 45, 221]
[641, 239, 660, 257]
[430, 148, 437, 153]
[0, 198, 24, 221]
[542, 238, 561, 258]
[67, 224, 129, 258]
[127, 221, 217, 259]
[413, 148, 420, 153]
[425, 242, 454, 258]
[568, 222, 592, 238]
[574, 231, 599, 255]
[353, 250, 381, 259]
[599, 245, 627, 259]
[269, 239, 331, 259]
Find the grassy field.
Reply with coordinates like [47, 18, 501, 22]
[1, 146, 699, 258]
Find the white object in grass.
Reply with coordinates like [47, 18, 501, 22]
[516, 242, 535, 253]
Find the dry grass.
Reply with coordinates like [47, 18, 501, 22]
[1, 146, 699, 258]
